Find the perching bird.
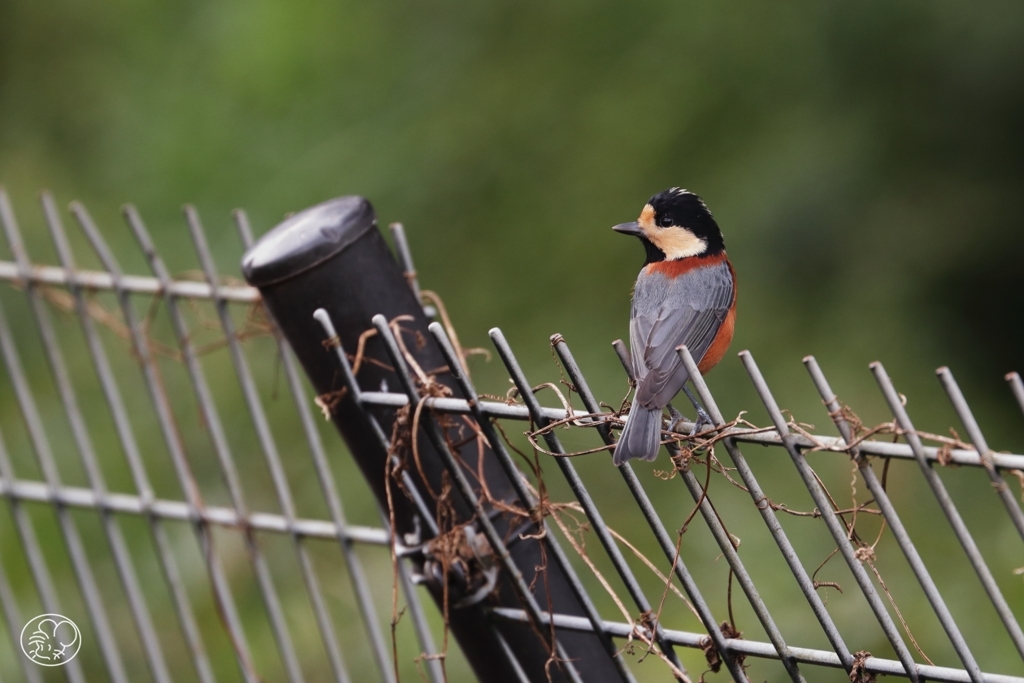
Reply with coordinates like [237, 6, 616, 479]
[612, 188, 736, 465]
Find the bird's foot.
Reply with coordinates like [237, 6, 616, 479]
[688, 405, 715, 437]
[666, 404, 689, 434]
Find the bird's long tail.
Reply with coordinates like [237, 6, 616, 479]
[613, 405, 662, 465]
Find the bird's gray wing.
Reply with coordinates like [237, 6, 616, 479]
[630, 262, 733, 409]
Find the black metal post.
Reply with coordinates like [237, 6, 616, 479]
[242, 196, 626, 683]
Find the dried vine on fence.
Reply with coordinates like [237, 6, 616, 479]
[315, 304, 1024, 681]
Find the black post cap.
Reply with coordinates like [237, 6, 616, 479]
[241, 196, 376, 287]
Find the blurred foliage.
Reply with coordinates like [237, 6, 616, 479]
[1, 0, 1023, 681]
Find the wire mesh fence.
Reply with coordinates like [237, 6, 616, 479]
[0, 189, 1022, 682]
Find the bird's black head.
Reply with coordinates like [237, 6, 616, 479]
[613, 188, 725, 263]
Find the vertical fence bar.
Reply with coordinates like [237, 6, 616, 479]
[393, 544, 445, 683]
[0, 190, 130, 683]
[381, 223, 499, 681]
[871, 362, 1024, 661]
[674, 465, 810, 681]
[186, 206, 362, 683]
[1007, 373, 1024, 418]
[0, 426, 86, 683]
[495, 631, 533, 683]
[738, 350, 921, 682]
[0, 435, 45, 683]
[427, 323, 638, 683]
[0, 561, 36, 683]
[937, 368, 1024, 542]
[488, 328, 690, 681]
[315, 310, 556, 681]
[34, 191, 193, 683]
[310, 311, 438, 537]
[674, 345, 855, 673]
[311, 306, 449, 683]
[371, 315, 586, 683]
[73, 203, 260, 683]
[54, 197, 218, 683]
[804, 356, 983, 681]
[549, 335, 750, 683]
[650, 347, 806, 682]
[234, 208, 421, 683]
[312, 306, 453, 683]
[125, 205, 306, 683]
[0, 286, 129, 683]
[388, 223, 422, 305]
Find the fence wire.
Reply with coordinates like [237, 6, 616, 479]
[0, 189, 1022, 682]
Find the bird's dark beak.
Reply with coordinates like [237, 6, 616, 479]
[612, 221, 642, 236]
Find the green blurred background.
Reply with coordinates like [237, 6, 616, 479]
[1, 1, 1023, 681]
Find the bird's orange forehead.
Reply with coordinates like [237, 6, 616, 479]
[637, 204, 657, 238]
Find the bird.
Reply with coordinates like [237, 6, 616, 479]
[611, 187, 736, 465]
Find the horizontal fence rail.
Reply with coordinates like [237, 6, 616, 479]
[0, 188, 1022, 682]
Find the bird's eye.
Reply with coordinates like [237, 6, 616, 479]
[658, 215, 673, 228]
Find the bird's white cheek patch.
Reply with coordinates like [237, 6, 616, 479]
[652, 227, 707, 260]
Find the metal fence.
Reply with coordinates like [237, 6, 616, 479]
[0, 189, 1022, 682]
